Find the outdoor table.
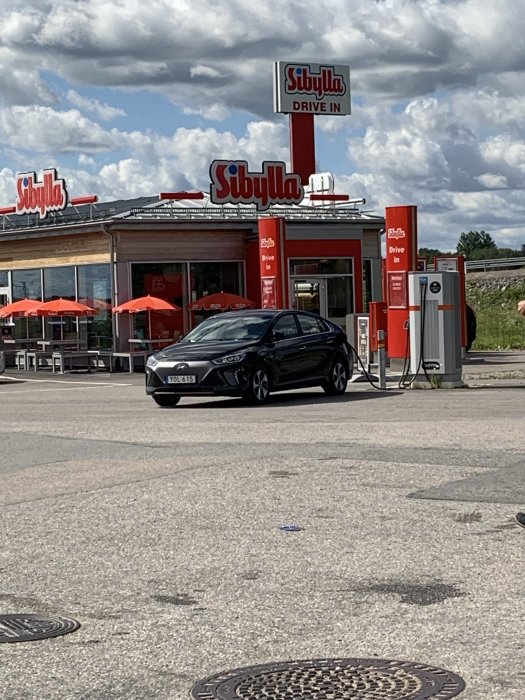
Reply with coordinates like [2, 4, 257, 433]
[2, 338, 37, 349]
[128, 338, 169, 351]
[36, 339, 81, 351]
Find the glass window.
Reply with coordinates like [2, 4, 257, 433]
[0, 271, 8, 287]
[131, 263, 185, 341]
[12, 269, 42, 301]
[78, 264, 112, 349]
[43, 266, 76, 340]
[290, 259, 353, 275]
[43, 266, 75, 301]
[189, 261, 243, 327]
[362, 259, 372, 312]
[272, 314, 300, 339]
[327, 277, 354, 321]
[297, 313, 327, 335]
[11, 269, 43, 339]
[189, 262, 241, 300]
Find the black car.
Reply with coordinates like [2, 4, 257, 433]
[145, 309, 353, 406]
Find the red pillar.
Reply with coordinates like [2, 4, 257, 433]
[258, 217, 287, 309]
[290, 114, 316, 185]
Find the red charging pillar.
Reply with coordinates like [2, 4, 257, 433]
[369, 301, 388, 353]
[385, 206, 418, 359]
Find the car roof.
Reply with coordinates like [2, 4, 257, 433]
[211, 309, 321, 320]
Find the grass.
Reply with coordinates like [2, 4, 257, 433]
[467, 282, 525, 350]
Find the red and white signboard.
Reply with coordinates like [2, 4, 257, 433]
[258, 217, 287, 309]
[210, 160, 303, 211]
[274, 62, 351, 115]
[16, 168, 68, 219]
[385, 205, 418, 359]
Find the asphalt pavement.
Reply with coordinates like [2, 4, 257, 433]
[0, 352, 523, 700]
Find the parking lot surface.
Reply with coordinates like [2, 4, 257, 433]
[0, 366, 523, 699]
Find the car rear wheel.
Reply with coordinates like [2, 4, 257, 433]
[322, 359, 348, 395]
[152, 393, 181, 407]
[243, 365, 271, 405]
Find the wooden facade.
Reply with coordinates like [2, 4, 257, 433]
[0, 232, 110, 269]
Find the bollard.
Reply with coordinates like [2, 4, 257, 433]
[377, 330, 386, 390]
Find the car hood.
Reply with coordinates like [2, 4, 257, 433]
[155, 340, 257, 362]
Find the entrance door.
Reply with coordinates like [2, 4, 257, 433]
[291, 279, 327, 316]
[326, 277, 354, 329]
[292, 276, 354, 329]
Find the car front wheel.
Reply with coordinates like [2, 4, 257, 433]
[153, 393, 181, 407]
[243, 365, 271, 405]
[322, 359, 348, 396]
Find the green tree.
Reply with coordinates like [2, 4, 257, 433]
[456, 230, 496, 258]
[494, 247, 523, 258]
[418, 247, 446, 263]
[468, 246, 501, 261]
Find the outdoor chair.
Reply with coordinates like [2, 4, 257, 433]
[15, 349, 29, 371]
[51, 350, 98, 374]
[112, 351, 150, 373]
[26, 350, 53, 371]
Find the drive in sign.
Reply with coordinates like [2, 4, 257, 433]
[274, 62, 351, 115]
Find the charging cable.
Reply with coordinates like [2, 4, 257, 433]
[346, 340, 397, 391]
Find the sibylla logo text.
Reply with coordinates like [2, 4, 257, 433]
[210, 160, 303, 210]
[16, 169, 68, 219]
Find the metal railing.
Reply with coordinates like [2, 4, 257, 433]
[465, 256, 525, 272]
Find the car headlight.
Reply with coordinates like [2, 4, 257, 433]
[212, 352, 246, 365]
[146, 354, 159, 369]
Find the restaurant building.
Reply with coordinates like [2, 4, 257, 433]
[0, 169, 385, 352]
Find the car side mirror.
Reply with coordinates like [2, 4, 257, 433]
[272, 330, 285, 342]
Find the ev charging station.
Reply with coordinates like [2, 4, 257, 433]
[408, 271, 463, 387]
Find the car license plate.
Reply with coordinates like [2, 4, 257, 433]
[166, 375, 196, 384]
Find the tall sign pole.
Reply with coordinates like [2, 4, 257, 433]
[289, 114, 316, 185]
[274, 62, 351, 185]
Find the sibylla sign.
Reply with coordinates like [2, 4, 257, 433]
[210, 160, 304, 210]
[274, 62, 351, 116]
[16, 168, 68, 219]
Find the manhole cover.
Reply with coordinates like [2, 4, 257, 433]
[0, 614, 80, 643]
[191, 657, 465, 699]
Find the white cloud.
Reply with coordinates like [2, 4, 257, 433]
[481, 135, 525, 173]
[477, 173, 508, 189]
[78, 154, 95, 167]
[67, 90, 125, 121]
[0, 167, 17, 206]
[0, 106, 120, 152]
[183, 104, 230, 121]
[190, 65, 224, 79]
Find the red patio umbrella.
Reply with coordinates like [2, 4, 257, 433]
[112, 295, 181, 339]
[0, 298, 44, 339]
[188, 291, 255, 311]
[25, 298, 97, 340]
[0, 298, 43, 317]
[78, 297, 111, 312]
[26, 298, 97, 317]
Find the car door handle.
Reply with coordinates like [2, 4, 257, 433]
[298, 345, 307, 351]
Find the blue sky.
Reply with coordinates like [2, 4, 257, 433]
[1, 0, 525, 252]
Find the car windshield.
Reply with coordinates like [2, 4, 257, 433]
[182, 315, 272, 343]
